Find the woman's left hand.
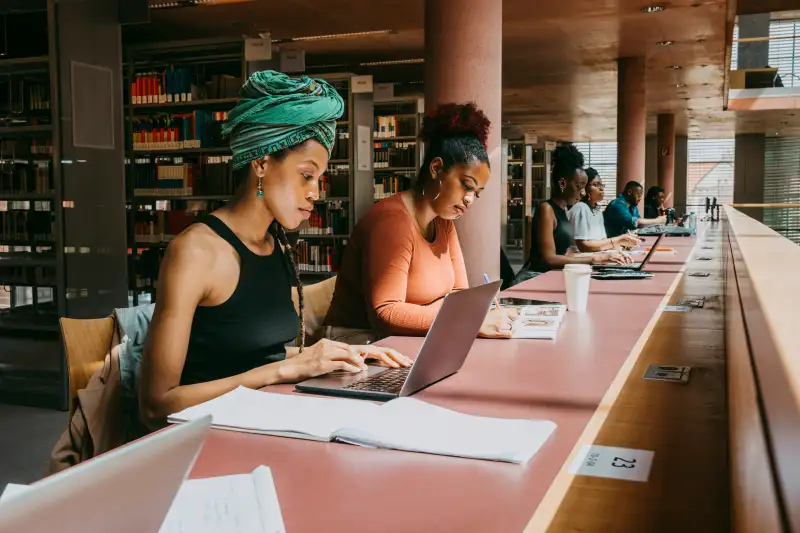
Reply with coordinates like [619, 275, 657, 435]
[608, 251, 633, 264]
[348, 344, 412, 368]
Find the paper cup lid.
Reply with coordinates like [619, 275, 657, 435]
[563, 264, 592, 273]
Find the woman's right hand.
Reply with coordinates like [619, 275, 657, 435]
[590, 252, 631, 265]
[615, 233, 639, 249]
[478, 307, 519, 339]
[279, 339, 370, 383]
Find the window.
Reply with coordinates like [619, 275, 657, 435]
[687, 139, 735, 212]
[732, 19, 800, 87]
[573, 142, 618, 202]
[764, 137, 800, 243]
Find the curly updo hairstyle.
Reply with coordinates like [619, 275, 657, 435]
[415, 102, 491, 192]
[551, 143, 585, 191]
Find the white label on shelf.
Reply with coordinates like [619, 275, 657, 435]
[245, 36, 272, 61]
[568, 445, 654, 482]
[357, 125, 372, 171]
[351, 75, 373, 94]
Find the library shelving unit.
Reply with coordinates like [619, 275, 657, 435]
[124, 40, 361, 298]
[502, 140, 553, 252]
[0, 10, 64, 336]
[371, 98, 423, 203]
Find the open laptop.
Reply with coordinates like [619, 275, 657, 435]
[295, 281, 502, 402]
[594, 232, 665, 271]
[0, 416, 211, 533]
[591, 233, 664, 280]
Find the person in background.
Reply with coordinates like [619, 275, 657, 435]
[603, 181, 667, 238]
[138, 71, 408, 429]
[323, 103, 517, 341]
[514, 145, 624, 285]
[644, 185, 666, 219]
[569, 167, 638, 253]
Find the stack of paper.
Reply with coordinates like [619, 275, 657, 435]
[169, 387, 557, 464]
[1, 466, 285, 533]
[512, 303, 567, 339]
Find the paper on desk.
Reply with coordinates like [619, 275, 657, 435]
[0, 483, 30, 504]
[160, 466, 285, 533]
[333, 397, 556, 464]
[168, 386, 380, 441]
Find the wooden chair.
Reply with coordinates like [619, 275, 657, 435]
[59, 316, 116, 417]
[292, 275, 337, 344]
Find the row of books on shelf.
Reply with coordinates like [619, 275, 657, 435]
[130, 69, 242, 105]
[294, 242, 342, 274]
[298, 205, 348, 236]
[0, 161, 53, 195]
[129, 155, 234, 196]
[130, 111, 227, 151]
[374, 141, 416, 169]
[0, 265, 56, 285]
[27, 82, 51, 112]
[133, 210, 197, 240]
[374, 175, 409, 200]
[0, 139, 54, 158]
[374, 115, 416, 139]
[0, 210, 54, 242]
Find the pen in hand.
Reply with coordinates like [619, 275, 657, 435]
[482, 273, 502, 310]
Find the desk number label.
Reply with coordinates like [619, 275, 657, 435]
[569, 445, 654, 482]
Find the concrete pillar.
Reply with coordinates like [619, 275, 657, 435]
[734, 133, 766, 221]
[657, 114, 676, 206]
[645, 135, 658, 192]
[425, 0, 502, 285]
[617, 57, 647, 209]
[674, 135, 689, 214]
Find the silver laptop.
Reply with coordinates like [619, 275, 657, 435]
[593, 232, 665, 271]
[295, 281, 502, 401]
[0, 416, 212, 533]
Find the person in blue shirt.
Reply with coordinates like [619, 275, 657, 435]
[604, 181, 666, 238]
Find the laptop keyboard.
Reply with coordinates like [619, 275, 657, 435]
[342, 367, 411, 394]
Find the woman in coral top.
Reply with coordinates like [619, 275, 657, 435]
[324, 103, 517, 342]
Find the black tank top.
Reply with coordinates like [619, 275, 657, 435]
[181, 215, 300, 385]
[525, 199, 574, 272]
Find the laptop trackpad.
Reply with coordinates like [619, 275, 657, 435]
[298, 364, 388, 389]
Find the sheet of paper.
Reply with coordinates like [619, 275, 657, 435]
[0, 483, 31, 504]
[513, 318, 559, 340]
[169, 386, 379, 441]
[568, 444, 654, 482]
[159, 467, 284, 533]
[335, 398, 556, 464]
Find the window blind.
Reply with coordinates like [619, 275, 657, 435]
[687, 139, 735, 212]
[731, 19, 800, 86]
[764, 136, 800, 243]
[574, 142, 618, 201]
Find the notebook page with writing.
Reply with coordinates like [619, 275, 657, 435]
[168, 386, 379, 441]
[159, 466, 285, 533]
[332, 398, 557, 464]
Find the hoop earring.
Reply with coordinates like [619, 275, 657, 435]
[257, 175, 264, 199]
[433, 179, 442, 201]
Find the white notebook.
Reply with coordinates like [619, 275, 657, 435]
[1, 467, 285, 533]
[512, 304, 566, 339]
[169, 387, 556, 464]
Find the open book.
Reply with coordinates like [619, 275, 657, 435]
[512, 303, 567, 340]
[169, 387, 556, 464]
[1, 467, 285, 533]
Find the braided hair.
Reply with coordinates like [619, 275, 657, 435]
[270, 222, 306, 352]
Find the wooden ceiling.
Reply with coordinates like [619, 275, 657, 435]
[132, 0, 800, 141]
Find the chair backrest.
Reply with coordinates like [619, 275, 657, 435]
[60, 317, 116, 417]
[291, 275, 337, 344]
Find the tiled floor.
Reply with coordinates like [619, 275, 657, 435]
[0, 404, 67, 487]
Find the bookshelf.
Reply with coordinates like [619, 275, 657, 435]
[371, 99, 422, 202]
[124, 41, 360, 297]
[502, 140, 553, 251]
[0, 8, 64, 336]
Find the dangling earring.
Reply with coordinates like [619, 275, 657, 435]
[257, 174, 264, 199]
[559, 181, 565, 194]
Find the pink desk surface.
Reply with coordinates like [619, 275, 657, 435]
[189, 236, 694, 533]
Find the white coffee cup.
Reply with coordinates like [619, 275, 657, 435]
[563, 264, 592, 313]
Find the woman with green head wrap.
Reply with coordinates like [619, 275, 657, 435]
[139, 71, 409, 428]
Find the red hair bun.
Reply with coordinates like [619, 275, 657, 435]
[420, 102, 490, 149]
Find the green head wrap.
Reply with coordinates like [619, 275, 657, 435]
[223, 70, 344, 170]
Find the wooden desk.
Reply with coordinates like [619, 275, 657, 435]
[189, 233, 728, 533]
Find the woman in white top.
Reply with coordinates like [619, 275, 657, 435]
[568, 168, 638, 252]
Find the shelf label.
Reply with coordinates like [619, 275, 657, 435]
[569, 445, 654, 482]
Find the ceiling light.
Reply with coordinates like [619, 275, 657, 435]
[641, 5, 666, 13]
[291, 30, 392, 42]
[675, 83, 686, 88]
[151, 0, 250, 7]
[360, 58, 425, 67]
[697, 38, 707, 43]
[657, 41, 674, 46]
[665, 65, 682, 70]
